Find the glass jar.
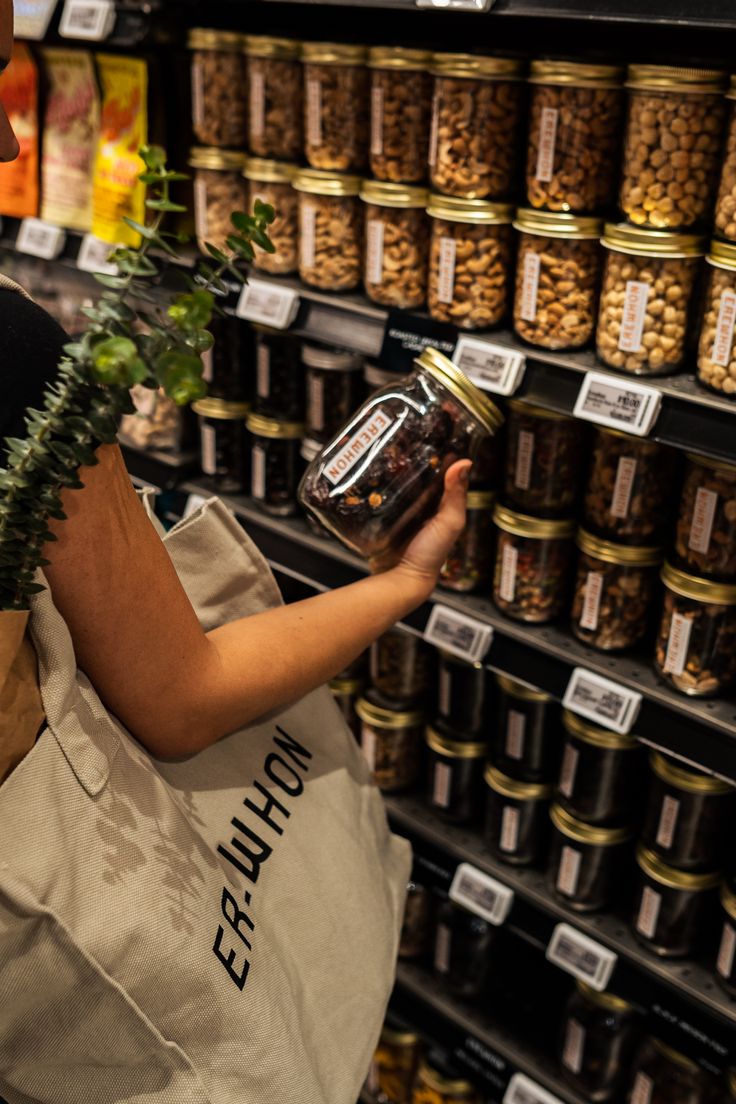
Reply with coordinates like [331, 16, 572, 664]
[426, 726, 487, 825]
[193, 397, 250, 493]
[430, 53, 524, 201]
[503, 400, 585, 517]
[716, 882, 736, 997]
[674, 454, 736, 580]
[329, 676, 364, 740]
[632, 844, 720, 958]
[512, 208, 603, 351]
[302, 343, 363, 446]
[654, 562, 736, 696]
[557, 710, 642, 827]
[189, 28, 248, 149]
[302, 41, 368, 172]
[246, 412, 305, 517]
[492, 505, 575, 624]
[697, 241, 736, 397]
[485, 765, 553, 866]
[244, 36, 302, 162]
[549, 803, 632, 912]
[583, 428, 677, 546]
[299, 348, 503, 562]
[253, 327, 303, 422]
[189, 147, 248, 253]
[526, 60, 623, 214]
[597, 222, 705, 375]
[243, 157, 299, 276]
[433, 898, 495, 1000]
[439, 489, 495, 593]
[300, 438, 325, 536]
[427, 194, 514, 331]
[355, 691, 424, 792]
[640, 751, 734, 871]
[370, 628, 433, 705]
[368, 46, 432, 184]
[367, 1020, 421, 1104]
[413, 1055, 480, 1104]
[294, 168, 362, 291]
[361, 181, 430, 309]
[715, 78, 736, 242]
[400, 877, 433, 959]
[571, 529, 662, 652]
[202, 314, 249, 402]
[559, 981, 638, 1103]
[436, 652, 490, 736]
[493, 675, 558, 783]
[470, 432, 502, 490]
[627, 1037, 711, 1104]
[620, 65, 727, 231]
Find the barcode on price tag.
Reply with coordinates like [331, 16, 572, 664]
[16, 218, 66, 260]
[59, 0, 115, 39]
[453, 336, 526, 396]
[13, 0, 58, 38]
[236, 279, 300, 330]
[449, 862, 514, 926]
[573, 371, 662, 437]
[563, 667, 642, 734]
[546, 923, 618, 991]
[424, 604, 492, 664]
[77, 233, 118, 275]
[503, 1073, 564, 1104]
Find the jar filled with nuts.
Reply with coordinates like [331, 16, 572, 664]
[360, 180, 430, 309]
[597, 223, 705, 375]
[189, 147, 248, 254]
[492, 505, 575, 623]
[371, 628, 433, 705]
[302, 41, 368, 173]
[583, 427, 677, 546]
[193, 397, 251, 493]
[368, 46, 432, 184]
[504, 400, 585, 517]
[697, 240, 736, 396]
[242, 157, 298, 276]
[526, 59, 624, 214]
[714, 77, 736, 242]
[293, 168, 362, 292]
[430, 52, 524, 201]
[620, 64, 727, 231]
[654, 561, 736, 696]
[355, 690, 425, 792]
[189, 28, 248, 149]
[244, 36, 302, 162]
[302, 343, 363, 445]
[439, 489, 496, 593]
[246, 412, 305, 517]
[512, 208, 603, 351]
[674, 453, 736, 580]
[427, 193, 514, 330]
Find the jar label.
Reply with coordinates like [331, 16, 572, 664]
[562, 1019, 585, 1075]
[688, 486, 717, 555]
[610, 456, 637, 519]
[201, 348, 213, 384]
[428, 90, 439, 167]
[580, 571, 604, 632]
[711, 287, 736, 367]
[308, 373, 325, 433]
[558, 743, 579, 799]
[557, 846, 581, 897]
[249, 67, 265, 138]
[251, 444, 266, 500]
[366, 219, 385, 287]
[618, 280, 650, 353]
[200, 422, 217, 476]
[437, 237, 457, 304]
[499, 542, 518, 603]
[361, 723, 377, 772]
[434, 922, 451, 974]
[663, 611, 693, 676]
[323, 406, 395, 487]
[306, 77, 322, 146]
[194, 178, 209, 239]
[535, 105, 558, 183]
[520, 252, 541, 323]
[505, 710, 526, 760]
[191, 58, 204, 127]
[655, 794, 680, 850]
[514, 429, 535, 490]
[636, 885, 662, 940]
[500, 805, 520, 853]
[631, 1073, 654, 1104]
[370, 83, 384, 156]
[300, 203, 317, 269]
[432, 762, 452, 809]
[256, 343, 270, 398]
[439, 666, 452, 717]
[717, 920, 736, 979]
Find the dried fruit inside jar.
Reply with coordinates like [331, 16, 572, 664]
[302, 342, 364, 445]
[433, 898, 495, 1000]
[654, 562, 736, 697]
[189, 28, 248, 149]
[627, 1038, 714, 1104]
[697, 241, 736, 397]
[355, 691, 424, 792]
[302, 42, 368, 172]
[426, 726, 488, 825]
[556, 710, 643, 827]
[193, 397, 251, 494]
[484, 765, 553, 866]
[246, 412, 305, 517]
[674, 453, 736, 580]
[253, 327, 303, 421]
[293, 168, 362, 292]
[631, 844, 720, 958]
[439, 489, 495, 593]
[558, 982, 637, 1103]
[370, 627, 434, 704]
[715, 882, 736, 996]
[582, 428, 677, 545]
[412, 1054, 481, 1104]
[245, 36, 302, 162]
[503, 400, 585, 516]
[493, 505, 575, 624]
[549, 803, 632, 912]
[571, 529, 662, 651]
[493, 675, 559, 783]
[369, 47, 432, 184]
[368, 1020, 421, 1104]
[243, 158, 299, 276]
[714, 79, 736, 243]
[189, 147, 248, 253]
[361, 181, 430, 309]
[436, 652, 490, 735]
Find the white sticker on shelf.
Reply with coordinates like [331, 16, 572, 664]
[557, 743, 579, 799]
[717, 919, 736, 979]
[503, 1073, 565, 1104]
[16, 218, 66, 260]
[434, 922, 451, 973]
[563, 667, 642, 735]
[610, 456, 637, 519]
[618, 280, 650, 353]
[370, 84, 384, 156]
[573, 371, 661, 437]
[249, 68, 265, 138]
[546, 922, 618, 991]
[77, 232, 118, 275]
[535, 106, 559, 183]
[519, 252, 541, 322]
[13, 0, 59, 39]
[200, 423, 217, 476]
[656, 795, 680, 851]
[688, 487, 717, 555]
[711, 288, 736, 367]
[306, 78, 322, 147]
[505, 710, 526, 761]
[361, 725, 377, 772]
[499, 806, 520, 854]
[636, 886, 662, 940]
[580, 571, 604, 632]
[449, 862, 514, 926]
[236, 278, 300, 330]
[59, 0, 115, 39]
[432, 762, 452, 809]
[437, 237, 457, 304]
[424, 604, 493, 664]
[453, 336, 526, 397]
[562, 1019, 585, 1075]
[365, 219, 385, 287]
[251, 445, 266, 500]
[663, 612, 693, 677]
[514, 430, 534, 490]
[556, 847, 581, 899]
[631, 1072, 654, 1104]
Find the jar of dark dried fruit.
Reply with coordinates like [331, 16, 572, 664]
[399, 877, 434, 959]
[253, 327, 304, 421]
[299, 347, 504, 562]
[433, 897, 496, 1000]
[412, 1053, 481, 1104]
[302, 342, 364, 445]
[329, 676, 364, 740]
[355, 691, 424, 792]
[189, 28, 248, 149]
[640, 752, 734, 871]
[674, 454, 736, 581]
[557, 710, 642, 827]
[559, 982, 638, 1103]
[485, 765, 553, 866]
[246, 413, 305, 516]
[245, 36, 303, 162]
[426, 726, 487, 825]
[627, 1037, 712, 1104]
[436, 652, 490, 736]
[193, 397, 251, 493]
[493, 506, 575, 623]
[549, 803, 632, 912]
[571, 529, 662, 652]
[367, 1019, 421, 1104]
[201, 314, 249, 402]
[504, 401, 585, 518]
[371, 628, 433, 704]
[583, 428, 677, 546]
[715, 881, 736, 996]
[439, 490, 496, 593]
[632, 845, 720, 957]
[493, 675, 559, 784]
[654, 563, 736, 696]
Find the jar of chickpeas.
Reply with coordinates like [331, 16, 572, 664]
[714, 76, 736, 242]
[245, 36, 303, 162]
[243, 157, 298, 275]
[302, 42, 369, 173]
[360, 181, 430, 309]
[368, 46, 432, 184]
[293, 168, 362, 292]
[697, 241, 736, 397]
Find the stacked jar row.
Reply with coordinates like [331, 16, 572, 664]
[366, 1016, 484, 1104]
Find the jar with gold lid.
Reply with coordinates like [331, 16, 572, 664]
[631, 844, 720, 957]
[293, 168, 363, 291]
[426, 726, 487, 825]
[549, 803, 632, 912]
[697, 241, 736, 397]
[244, 36, 302, 161]
[368, 46, 432, 184]
[674, 453, 736, 580]
[654, 562, 736, 696]
[412, 1053, 480, 1104]
[329, 676, 364, 740]
[188, 28, 248, 149]
[246, 412, 304, 516]
[302, 41, 368, 172]
[439, 489, 495, 593]
[503, 399, 585, 517]
[714, 76, 736, 242]
[355, 691, 424, 792]
[193, 397, 250, 493]
[492, 506, 575, 623]
[189, 147, 248, 253]
[557, 710, 642, 827]
[493, 674, 559, 783]
[366, 1019, 421, 1104]
[485, 765, 553, 866]
[559, 981, 638, 1102]
[360, 180, 430, 309]
[716, 881, 736, 997]
[371, 627, 433, 705]
[243, 157, 298, 275]
[436, 652, 490, 736]
[627, 1037, 714, 1104]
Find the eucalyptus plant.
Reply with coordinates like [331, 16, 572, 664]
[0, 145, 275, 612]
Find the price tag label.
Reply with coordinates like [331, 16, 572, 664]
[59, 0, 115, 39]
[424, 604, 493, 664]
[453, 336, 526, 397]
[236, 279, 300, 330]
[547, 923, 618, 991]
[16, 218, 66, 260]
[573, 371, 662, 437]
[503, 1073, 564, 1104]
[416, 0, 494, 9]
[13, 0, 58, 39]
[563, 667, 642, 735]
[449, 862, 514, 926]
[77, 233, 118, 275]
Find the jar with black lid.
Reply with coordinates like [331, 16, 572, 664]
[716, 882, 736, 996]
[439, 490, 496, 593]
[426, 726, 487, 825]
[632, 844, 720, 957]
[399, 876, 433, 959]
[412, 1052, 481, 1104]
[493, 674, 559, 783]
[371, 628, 433, 705]
[485, 765, 553, 866]
[559, 982, 638, 1103]
[355, 691, 424, 793]
[302, 343, 363, 445]
[367, 1018, 421, 1104]
[641, 752, 734, 871]
[246, 413, 304, 517]
[436, 651, 490, 736]
[549, 803, 632, 912]
[433, 898, 495, 1001]
[627, 1037, 711, 1104]
[193, 397, 250, 493]
[329, 677, 364, 740]
[503, 400, 585, 518]
[202, 314, 249, 401]
[557, 710, 642, 827]
[253, 327, 304, 421]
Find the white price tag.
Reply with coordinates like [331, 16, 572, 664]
[453, 336, 526, 397]
[236, 279, 299, 330]
[416, 0, 494, 9]
[182, 493, 210, 520]
[546, 923, 618, 991]
[574, 371, 661, 437]
[13, 0, 58, 38]
[16, 218, 66, 260]
[59, 0, 115, 39]
[77, 233, 118, 275]
[424, 604, 492, 664]
[449, 862, 514, 926]
[504, 1073, 564, 1104]
[563, 667, 642, 735]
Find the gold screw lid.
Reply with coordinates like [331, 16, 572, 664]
[246, 413, 304, 439]
[551, 803, 633, 846]
[649, 751, 733, 794]
[466, 489, 496, 510]
[626, 63, 727, 93]
[493, 504, 576, 540]
[707, 238, 736, 271]
[507, 397, 574, 421]
[426, 725, 488, 760]
[649, 1038, 700, 1074]
[562, 709, 638, 751]
[188, 147, 248, 172]
[355, 696, 424, 729]
[414, 347, 504, 436]
[684, 450, 736, 476]
[575, 981, 634, 1013]
[602, 222, 706, 258]
[495, 673, 551, 702]
[432, 52, 524, 81]
[417, 1060, 475, 1097]
[576, 528, 663, 567]
[368, 46, 432, 70]
[302, 41, 367, 65]
[427, 193, 514, 226]
[244, 35, 301, 59]
[485, 764, 553, 800]
[360, 180, 429, 209]
[292, 168, 363, 197]
[379, 1023, 421, 1047]
[192, 397, 251, 420]
[188, 27, 246, 51]
[243, 157, 298, 185]
[513, 207, 603, 240]
[329, 677, 364, 696]
[636, 845, 721, 891]
[530, 58, 623, 88]
[720, 880, 736, 922]
[661, 561, 736, 606]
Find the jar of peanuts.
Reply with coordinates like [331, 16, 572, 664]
[189, 147, 248, 253]
[654, 562, 736, 697]
[368, 46, 432, 184]
[244, 36, 302, 162]
[302, 42, 369, 173]
[492, 504, 575, 624]
[596, 223, 705, 375]
[189, 28, 248, 149]
[512, 208, 603, 351]
[697, 240, 736, 396]
[293, 168, 362, 292]
[427, 193, 514, 330]
[360, 181, 430, 309]
[243, 157, 298, 275]
[429, 52, 525, 201]
[525, 60, 623, 214]
[714, 76, 736, 241]
[673, 453, 736, 581]
[620, 64, 727, 231]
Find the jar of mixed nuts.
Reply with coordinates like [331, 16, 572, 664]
[549, 803, 632, 912]
[302, 41, 368, 172]
[559, 982, 638, 1103]
[493, 675, 558, 783]
[436, 653, 490, 736]
[193, 397, 250, 493]
[620, 64, 727, 231]
[430, 53, 524, 201]
[329, 676, 364, 740]
[368, 46, 432, 184]
[697, 241, 736, 396]
[557, 710, 642, 827]
[485, 764, 553, 866]
[189, 147, 248, 253]
[426, 726, 487, 825]
[246, 412, 304, 516]
[367, 1020, 421, 1104]
[371, 628, 433, 705]
[716, 881, 736, 996]
[503, 400, 585, 516]
[243, 157, 299, 275]
[628, 1037, 712, 1104]
[654, 562, 736, 696]
[413, 1054, 481, 1104]
[492, 505, 575, 623]
[361, 181, 430, 309]
[244, 36, 302, 162]
[356, 691, 424, 792]
[632, 844, 720, 957]
[189, 28, 248, 149]
[253, 327, 303, 421]
[512, 208, 603, 351]
[302, 343, 363, 445]
[583, 428, 677, 546]
[433, 898, 495, 1000]
[674, 453, 736, 580]
[571, 529, 662, 652]
[596, 223, 706, 375]
[293, 168, 362, 291]
[641, 751, 734, 871]
[714, 78, 736, 242]
[427, 193, 514, 331]
[526, 60, 624, 214]
[439, 489, 495, 593]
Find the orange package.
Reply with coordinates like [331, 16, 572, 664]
[0, 42, 39, 219]
[92, 53, 147, 246]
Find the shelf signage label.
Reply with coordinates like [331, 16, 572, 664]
[59, 0, 115, 39]
[504, 1073, 565, 1104]
[574, 371, 661, 436]
[13, 0, 58, 39]
[453, 336, 526, 396]
[424, 603, 493, 664]
[380, 307, 457, 375]
[236, 279, 300, 330]
[77, 233, 118, 275]
[16, 218, 66, 260]
[547, 923, 618, 991]
[563, 667, 642, 735]
[449, 862, 514, 926]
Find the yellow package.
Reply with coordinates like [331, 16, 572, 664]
[40, 49, 99, 231]
[92, 54, 147, 246]
[0, 43, 39, 219]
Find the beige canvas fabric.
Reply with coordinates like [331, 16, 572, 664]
[0, 494, 410, 1103]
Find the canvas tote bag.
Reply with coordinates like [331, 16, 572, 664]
[0, 492, 411, 1104]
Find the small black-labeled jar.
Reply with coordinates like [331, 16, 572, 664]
[549, 803, 632, 912]
[433, 897, 495, 1001]
[329, 676, 364, 739]
[556, 710, 642, 826]
[302, 342, 364, 445]
[426, 726, 487, 825]
[436, 651, 490, 736]
[399, 877, 433, 960]
[371, 628, 434, 704]
[355, 691, 425, 793]
[246, 412, 305, 516]
[493, 674, 559, 783]
[484, 764, 553, 866]
[716, 882, 736, 996]
[253, 326, 304, 420]
[631, 844, 719, 958]
[202, 314, 249, 401]
[193, 397, 251, 493]
[627, 1036, 711, 1104]
[559, 981, 637, 1103]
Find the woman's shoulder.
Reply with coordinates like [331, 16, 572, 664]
[0, 283, 68, 445]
